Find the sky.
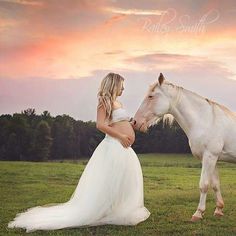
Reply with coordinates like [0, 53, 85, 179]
[0, 0, 236, 121]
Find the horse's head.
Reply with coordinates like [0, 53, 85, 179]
[134, 73, 174, 132]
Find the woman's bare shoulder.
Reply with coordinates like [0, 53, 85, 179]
[112, 100, 123, 109]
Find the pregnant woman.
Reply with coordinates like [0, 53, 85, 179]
[8, 72, 150, 233]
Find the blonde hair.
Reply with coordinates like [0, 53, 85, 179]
[97, 72, 125, 121]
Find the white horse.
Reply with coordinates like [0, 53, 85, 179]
[133, 73, 236, 221]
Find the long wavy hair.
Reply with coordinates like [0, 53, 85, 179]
[97, 72, 125, 121]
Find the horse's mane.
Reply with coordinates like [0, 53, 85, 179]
[204, 98, 236, 117]
[176, 84, 236, 119]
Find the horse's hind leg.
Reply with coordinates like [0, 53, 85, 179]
[191, 151, 218, 222]
[212, 166, 224, 217]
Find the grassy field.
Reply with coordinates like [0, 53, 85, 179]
[1, 154, 236, 236]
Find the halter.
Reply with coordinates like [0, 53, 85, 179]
[168, 85, 183, 114]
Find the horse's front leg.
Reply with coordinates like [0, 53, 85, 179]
[191, 151, 218, 222]
[212, 166, 224, 217]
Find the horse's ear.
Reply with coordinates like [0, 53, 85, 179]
[158, 73, 165, 86]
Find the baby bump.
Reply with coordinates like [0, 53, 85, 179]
[110, 121, 135, 145]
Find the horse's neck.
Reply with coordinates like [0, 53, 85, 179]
[168, 87, 207, 137]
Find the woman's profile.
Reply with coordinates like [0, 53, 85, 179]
[8, 72, 150, 233]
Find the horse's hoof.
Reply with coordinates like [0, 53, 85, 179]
[190, 215, 202, 222]
[214, 210, 224, 217]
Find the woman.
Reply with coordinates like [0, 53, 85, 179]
[8, 72, 150, 233]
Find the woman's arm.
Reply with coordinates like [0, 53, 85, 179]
[96, 104, 131, 148]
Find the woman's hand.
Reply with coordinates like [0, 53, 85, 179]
[119, 134, 133, 148]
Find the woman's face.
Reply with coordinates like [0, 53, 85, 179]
[117, 81, 124, 96]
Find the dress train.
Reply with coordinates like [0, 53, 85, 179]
[8, 134, 150, 232]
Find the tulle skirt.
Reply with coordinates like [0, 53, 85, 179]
[8, 134, 150, 233]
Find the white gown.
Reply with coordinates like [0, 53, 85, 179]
[8, 108, 150, 233]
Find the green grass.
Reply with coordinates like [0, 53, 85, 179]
[1, 154, 236, 236]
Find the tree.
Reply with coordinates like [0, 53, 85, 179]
[6, 114, 31, 161]
[50, 115, 77, 160]
[0, 109, 191, 162]
[33, 120, 52, 161]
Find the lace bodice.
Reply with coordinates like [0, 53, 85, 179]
[109, 107, 130, 125]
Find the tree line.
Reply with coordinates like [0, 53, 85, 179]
[0, 108, 191, 162]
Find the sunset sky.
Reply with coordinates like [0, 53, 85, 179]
[1, 0, 236, 121]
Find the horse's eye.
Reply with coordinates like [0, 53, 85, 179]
[148, 95, 153, 99]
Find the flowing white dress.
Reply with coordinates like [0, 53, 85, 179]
[8, 108, 150, 233]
